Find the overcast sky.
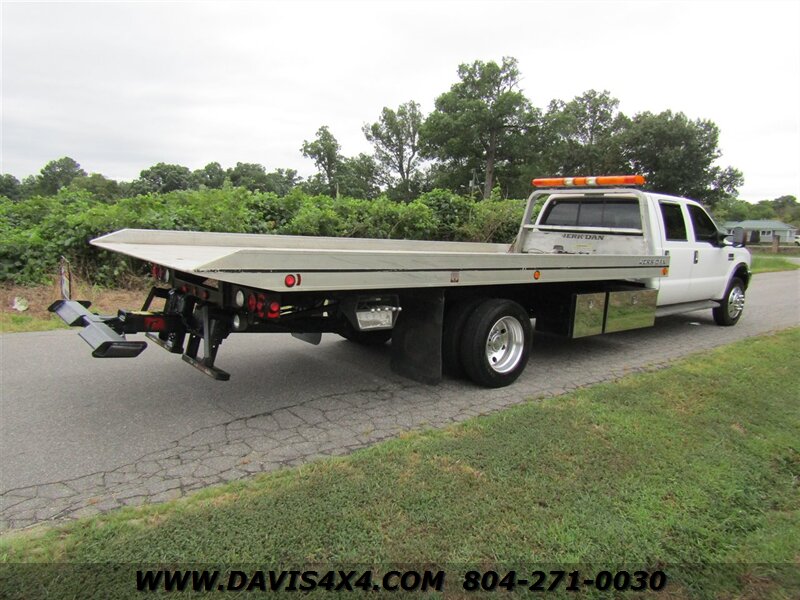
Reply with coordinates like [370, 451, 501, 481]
[2, 0, 798, 201]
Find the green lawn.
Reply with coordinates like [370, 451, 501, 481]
[751, 255, 800, 274]
[1, 330, 799, 599]
[0, 312, 68, 333]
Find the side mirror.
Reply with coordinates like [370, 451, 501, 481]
[708, 230, 729, 247]
[729, 227, 746, 248]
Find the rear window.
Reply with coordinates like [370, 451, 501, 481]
[540, 198, 641, 229]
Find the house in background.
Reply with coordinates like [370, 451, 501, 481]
[723, 220, 798, 244]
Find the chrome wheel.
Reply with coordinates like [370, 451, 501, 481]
[727, 286, 745, 319]
[485, 316, 525, 374]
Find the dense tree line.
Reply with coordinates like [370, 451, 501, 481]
[1, 56, 796, 225]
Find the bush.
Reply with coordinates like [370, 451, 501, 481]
[1, 187, 527, 286]
[458, 198, 526, 243]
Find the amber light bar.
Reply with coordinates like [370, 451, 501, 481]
[532, 175, 646, 187]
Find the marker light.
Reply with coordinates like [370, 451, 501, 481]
[284, 274, 297, 287]
[532, 175, 645, 188]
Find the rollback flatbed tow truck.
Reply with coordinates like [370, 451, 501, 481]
[50, 175, 751, 388]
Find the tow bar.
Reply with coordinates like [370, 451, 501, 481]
[48, 300, 151, 358]
[49, 287, 232, 380]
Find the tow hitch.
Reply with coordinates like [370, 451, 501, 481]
[48, 300, 150, 358]
[49, 286, 232, 380]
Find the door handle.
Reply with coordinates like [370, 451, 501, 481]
[693, 250, 699, 264]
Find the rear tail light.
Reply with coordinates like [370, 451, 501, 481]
[240, 289, 280, 320]
[150, 264, 170, 283]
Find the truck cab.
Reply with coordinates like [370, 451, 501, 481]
[516, 177, 751, 323]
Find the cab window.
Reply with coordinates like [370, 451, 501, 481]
[541, 198, 641, 229]
[687, 204, 718, 243]
[658, 202, 687, 241]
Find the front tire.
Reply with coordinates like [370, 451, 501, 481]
[713, 277, 746, 326]
[459, 299, 532, 388]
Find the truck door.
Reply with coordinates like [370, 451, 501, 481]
[685, 203, 729, 301]
[656, 200, 697, 305]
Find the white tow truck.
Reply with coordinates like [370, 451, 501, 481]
[50, 175, 751, 388]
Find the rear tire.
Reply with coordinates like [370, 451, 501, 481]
[713, 277, 746, 326]
[442, 297, 483, 377]
[459, 299, 532, 388]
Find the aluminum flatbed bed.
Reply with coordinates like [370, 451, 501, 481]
[92, 229, 669, 292]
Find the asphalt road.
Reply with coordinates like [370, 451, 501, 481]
[1, 271, 799, 529]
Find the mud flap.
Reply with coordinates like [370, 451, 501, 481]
[390, 289, 444, 384]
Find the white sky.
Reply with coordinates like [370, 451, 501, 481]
[1, 0, 798, 201]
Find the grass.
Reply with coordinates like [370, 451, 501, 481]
[0, 312, 68, 333]
[751, 255, 800, 274]
[0, 280, 149, 334]
[1, 329, 798, 598]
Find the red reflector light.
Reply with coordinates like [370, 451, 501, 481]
[143, 316, 167, 332]
[284, 274, 296, 287]
[247, 293, 256, 312]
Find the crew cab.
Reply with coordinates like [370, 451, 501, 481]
[50, 175, 750, 388]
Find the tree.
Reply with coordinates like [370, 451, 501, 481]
[38, 157, 87, 195]
[0, 174, 21, 201]
[192, 162, 226, 189]
[301, 126, 342, 198]
[68, 173, 120, 202]
[227, 162, 269, 192]
[421, 57, 534, 199]
[749, 201, 778, 220]
[363, 101, 423, 200]
[338, 154, 381, 199]
[711, 197, 753, 223]
[542, 90, 626, 175]
[18, 175, 40, 200]
[618, 111, 743, 206]
[263, 168, 301, 196]
[133, 163, 193, 194]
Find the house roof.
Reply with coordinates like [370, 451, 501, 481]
[722, 220, 798, 231]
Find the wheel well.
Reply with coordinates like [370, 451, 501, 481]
[733, 263, 751, 289]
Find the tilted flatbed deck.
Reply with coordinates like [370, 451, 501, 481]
[92, 229, 669, 291]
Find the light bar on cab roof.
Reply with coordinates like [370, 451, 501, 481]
[532, 175, 646, 188]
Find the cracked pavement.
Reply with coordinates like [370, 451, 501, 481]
[2, 271, 798, 531]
